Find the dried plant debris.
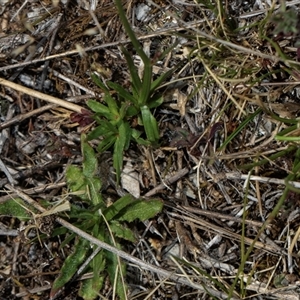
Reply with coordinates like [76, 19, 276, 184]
[1, 0, 300, 299]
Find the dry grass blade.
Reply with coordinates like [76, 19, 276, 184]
[0, 78, 83, 112]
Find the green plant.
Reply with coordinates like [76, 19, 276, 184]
[272, 5, 298, 36]
[87, 0, 177, 183]
[267, 1, 300, 49]
[2, 135, 163, 300]
[0, 198, 31, 220]
[218, 108, 262, 151]
[49, 135, 163, 299]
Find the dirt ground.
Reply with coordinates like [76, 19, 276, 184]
[1, 0, 300, 299]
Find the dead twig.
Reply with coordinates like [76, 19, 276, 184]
[0, 78, 84, 113]
[0, 104, 55, 130]
[144, 167, 189, 197]
[0, 182, 66, 204]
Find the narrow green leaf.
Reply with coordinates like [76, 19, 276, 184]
[109, 220, 136, 242]
[105, 240, 127, 300]
[103, 93, 120, 118]
[87, 100, 111, 117]
[66, 165, 86, 193]
[113, 140, 123, 185]
[119, 121, 131, 149]
[240, 145, 297, 170]
[131, 128, 142, 139]
[97, 134, 117, 152]
[150, 68, 175, 94]
[139, 63, 152, 106]
[275, 124, 300, 141]
[0, 198, 31, 221]
[219, 108, 262, 151]
[86, 176, 102, 205]
[114, 0, 152, 106]
[118, 199, 163, 222]
[68, 209, 96, 221]
[276, 124, 297, 137]
[131, 129, 150, 146]
[293, 148, 300, 169]
[66, 136, 102, 205]
[118, 102, 131, 121]
[133, 137, 151, 146]
[149, 41, 182, 98]
[121, 46, 142, 92]
[51, 237, 89, 297]
[114, 0, 148, 66]
[59, 233, 76, 248]
[107, 81, 137, 104]
[91, 73, 109, 92]
[81, 136, 98, 177]
[148, 95, 164, 109]
[141, 105, 160, 143]
[124, 125, 132, 151]
[126, 105, 139, 117]
[276, 135, 300, 141]
[113, 122, 131, 183]
[103, 194, 135, 221]
[67, 164, 102, 204]
[154, 40, 179, 63]
[87, 121, 118, 140]
[79, 276, 104, 300]
[79, 251, 105, 300]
